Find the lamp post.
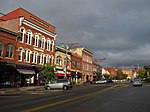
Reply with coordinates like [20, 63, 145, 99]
[64, 43, 78, 79]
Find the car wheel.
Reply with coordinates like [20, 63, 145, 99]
[46, 86, 51, 90]
[63, 86, 68, 90]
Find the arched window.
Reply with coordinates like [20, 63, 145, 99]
[56, 55, 62, 66]
[40, 37, 45, 49]
[26, 31, 32, 45]
[0, 42, 3, 57]
[46, 40, 50, 51]
[20, 28, 25, 42]
[6, 44, 14, 58]
[24, 49, 31, 62]
[51, 40, 54, 52]
[18, 48, 23, 61]
[33, 34, 38, 47]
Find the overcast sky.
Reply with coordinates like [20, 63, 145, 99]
[1, 0, 150, 68]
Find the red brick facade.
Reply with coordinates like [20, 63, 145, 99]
[0, 8, 57, 87]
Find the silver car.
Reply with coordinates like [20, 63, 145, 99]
[45, 79, 72, 90]
[133, 79, 142, 87]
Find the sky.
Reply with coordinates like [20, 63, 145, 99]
[0, 0, 150, 68]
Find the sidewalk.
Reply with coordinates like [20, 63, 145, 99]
[0, 86, 44, 94]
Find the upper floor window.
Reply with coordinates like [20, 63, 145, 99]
[33, 34, 38, 47]
[39, 54, 45, 65]
[56, 56, 62, 66]
[32, 52, 38, 64]
[18, 48, 23, 61]
[51, 40, 54, 52]
[6, 44, 14, 58]
[46, 40, 50, 51]
[20, 28, 24, 42]
[24, 50, 30, 62]
[40, 38, 45, 49]
[26, 31, 32, 45]
[0, 42, 3, 57]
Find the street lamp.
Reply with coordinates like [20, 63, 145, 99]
[64, 43, 78, 79]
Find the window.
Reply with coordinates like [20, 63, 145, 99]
[20, 28, 24, 42]
[18, 48, 23, 61]
[46, 55, 51, 63]
[40, 38, 45, 49]
[33, 34, 38, 47]
[46, 40, 50, 50]
[26, 31, 32, 44]
[0, 42, 3, 57]
[32, 52, 38, 64]
[64, 58, 69, 66]
[56, 56, 62, 66]
[24, 50, 30, 62]
[51, 40, 54, 52]
[6, 44, 14, 58]
[40, 54, 45, 65]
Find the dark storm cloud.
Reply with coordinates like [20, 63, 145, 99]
[1, 0, 150, 67]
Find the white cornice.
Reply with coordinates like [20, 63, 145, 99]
[20, 18, 57, 39]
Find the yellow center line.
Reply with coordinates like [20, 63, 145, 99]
[22, 85, 117, 112]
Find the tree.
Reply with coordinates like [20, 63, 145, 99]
[138, 68, 147, 79]
[41, 63, 55, 83]
[104, 74, 110, 79]
[116, 69, 127, 80]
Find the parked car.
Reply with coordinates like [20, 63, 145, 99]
[133, 79, 142, 87]
[45, 79, 72, 90]
[95, 80, 107, 84]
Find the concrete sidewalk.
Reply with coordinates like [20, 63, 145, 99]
[0, 86, 44, 94]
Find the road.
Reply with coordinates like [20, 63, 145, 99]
[0, 83, 150, 112]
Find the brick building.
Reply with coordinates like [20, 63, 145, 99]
[0, 8, 57, 87]
[71, 47, 93, 82]
[71, 52, 82, 84]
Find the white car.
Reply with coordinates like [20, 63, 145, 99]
[45, 79, 72, 90]
[95, 80, 107, 84]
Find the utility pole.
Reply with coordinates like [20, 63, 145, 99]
[64, 43, 78, 79]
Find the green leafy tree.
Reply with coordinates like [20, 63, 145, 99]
[116, 69, 127, 79]
[104, 74, 110, 79]
[138, 68, 147, 79]
[41, 63, 55, 83]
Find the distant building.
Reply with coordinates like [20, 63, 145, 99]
[105, 68, 117, 78]
[122, 68, 133, 79]
[71, 47, 93, 82]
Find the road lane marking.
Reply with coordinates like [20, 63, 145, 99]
[22, 85, 117, 112]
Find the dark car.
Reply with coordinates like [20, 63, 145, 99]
[106, 79, 113, 83]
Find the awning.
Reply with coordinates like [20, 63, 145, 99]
[17, 69, 35, 75]
[16, 64, 35, 75]
[56, 73, 71, 77]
